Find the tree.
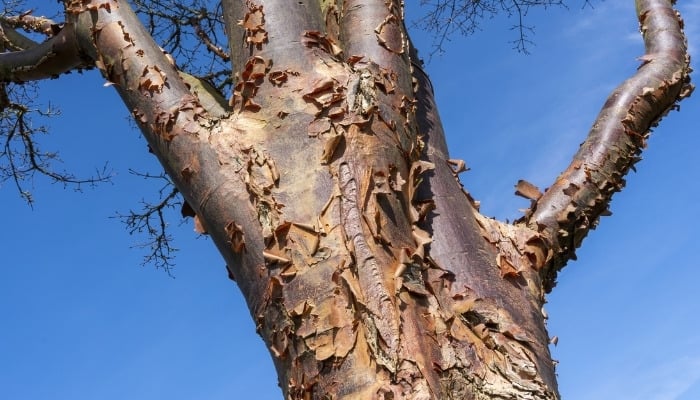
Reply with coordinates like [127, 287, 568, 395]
[0, 1, 694, 399]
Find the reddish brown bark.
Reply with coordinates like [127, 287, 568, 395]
[0, 0, 691, 399]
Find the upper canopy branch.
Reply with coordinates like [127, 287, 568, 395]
[0, 22, 89, 82]
[412, 0, 567, 55]
[521, 0, 693, 290]
[0, 12, 61, 37]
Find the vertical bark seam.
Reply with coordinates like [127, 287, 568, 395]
[338, 161, 400, 373]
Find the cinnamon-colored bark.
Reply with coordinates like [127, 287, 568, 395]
[0, 0, 691, 399]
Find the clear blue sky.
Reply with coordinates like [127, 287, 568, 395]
[2, 1, 699, 399]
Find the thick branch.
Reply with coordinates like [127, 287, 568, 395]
[0, 23, 88, 82]
[0, 21, 39, 50]
[0, 13, 60, 37]
[222, 0, 324, 80]
[65, 0, 267, 310]
[341, 0, 413, 94]
[523, 0, 693, 290]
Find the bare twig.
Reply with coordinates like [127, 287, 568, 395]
[0, 82, 111, 206]
[412, 0, 574, 56]
[114, 170, 183, 275]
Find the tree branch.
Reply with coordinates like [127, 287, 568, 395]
[340, 0, 414, 94]
[0, 12, 61, 37]
[522, 0, 693, 291]
[410, 39, 559, 394]
[0, 21, 39, 50]
[0, 22, 90, 82]
[222, 0, 325, 76]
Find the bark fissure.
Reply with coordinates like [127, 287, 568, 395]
[338, 161, 401, 373]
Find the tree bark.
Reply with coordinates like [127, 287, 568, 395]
[0, 0, 691, 399]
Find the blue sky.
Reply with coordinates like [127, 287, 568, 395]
[1, 1, 699, 399]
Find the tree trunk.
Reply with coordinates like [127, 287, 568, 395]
[1, 0, 691, 398]
[217, 1, 556, 397]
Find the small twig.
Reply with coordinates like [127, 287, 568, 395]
[114, 170, 183, 275]
[412, 0, 568, 57]
[191, 11, 230, 61]
[1, 83, 111, 206]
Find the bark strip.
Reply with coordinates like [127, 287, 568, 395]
[338, 161, 400, 372]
